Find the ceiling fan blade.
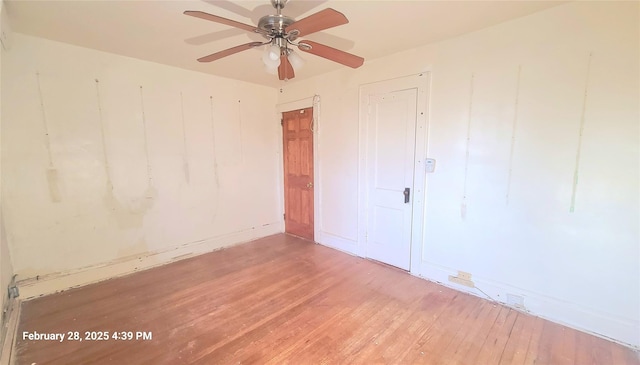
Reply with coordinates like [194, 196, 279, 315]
[197, 42, 263, 63]
[184, 10, 263, 34]
[278, 55, 295, 81]
[286, 8, 348, 37]
[185, 28, 244, 46]
[284, 1, 329, 19]
[298, 41, 364, 68]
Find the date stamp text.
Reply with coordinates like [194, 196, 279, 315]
[22, 331, 153, 342]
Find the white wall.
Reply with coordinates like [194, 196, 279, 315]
[2, 34, 282, 284]
[0, 0, 15, 342]
[278, 1, 639, 347]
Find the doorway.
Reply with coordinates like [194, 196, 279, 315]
[359, 74, 430, 272]
[282, 107, 314, 240]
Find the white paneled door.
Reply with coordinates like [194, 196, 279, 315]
[365, 88, 418, 270]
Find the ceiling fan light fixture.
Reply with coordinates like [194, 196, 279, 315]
[262, 47, 281, 68]
[267, 44, 281, 61]
[288, 50, 305, 71]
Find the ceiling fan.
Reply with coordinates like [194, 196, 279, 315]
[184, 0, 365, 81]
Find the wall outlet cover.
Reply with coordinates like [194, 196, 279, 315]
[507, 293, 525, 308]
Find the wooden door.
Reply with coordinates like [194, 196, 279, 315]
[282, 107, 314, 240]
[366, 88, 418, 270]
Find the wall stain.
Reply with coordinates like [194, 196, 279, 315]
[95, 80, 155, 228]
[570, 52, 593, 213]
[102, 183, 155, 229]
[116, 238, 149, 259]
[46, 169, 62, 203]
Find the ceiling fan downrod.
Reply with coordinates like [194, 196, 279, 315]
[270, 0, 288, 14]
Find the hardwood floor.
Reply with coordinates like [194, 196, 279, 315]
[14, 234, 640, 364]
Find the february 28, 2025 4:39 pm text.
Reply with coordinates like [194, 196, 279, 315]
[21, 331, 153, 343]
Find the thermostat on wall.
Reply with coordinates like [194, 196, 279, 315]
[425, 158, 436, 173]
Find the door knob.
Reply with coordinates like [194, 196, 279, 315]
[306, 182, 314, 188]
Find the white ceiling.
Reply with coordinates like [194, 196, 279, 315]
[5, 0, 565, 88]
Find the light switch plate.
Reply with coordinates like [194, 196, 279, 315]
[425, 158, 436, 173]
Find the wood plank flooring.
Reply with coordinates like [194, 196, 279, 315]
[14, 234, 640, 364]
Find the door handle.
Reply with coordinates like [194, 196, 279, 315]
[404, 188, 410, 203]
[306, 182, 314, 188]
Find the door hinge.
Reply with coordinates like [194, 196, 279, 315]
[8, 285, 19, 299]
[283, 213, 286, 220]
[281, 118, 284, 126]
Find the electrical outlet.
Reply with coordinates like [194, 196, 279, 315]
[507, 294, 525, 308]
[448, 275, 474, 288]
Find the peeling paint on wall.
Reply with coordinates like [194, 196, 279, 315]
[36, 72, 61, 203]
[94, 79, 113, 190]
[139, 86, 154, 193]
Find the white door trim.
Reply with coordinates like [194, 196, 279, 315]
[276, 96, 321, 241]
[358, 73, 430, 274]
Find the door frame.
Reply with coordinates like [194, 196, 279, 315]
[276, 95, 321, 241]
[358, 73, 430, 274]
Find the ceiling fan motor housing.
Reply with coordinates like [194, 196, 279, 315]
[258, 14, 295, 35]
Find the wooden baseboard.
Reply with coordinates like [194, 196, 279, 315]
[0, 297, 20, 365]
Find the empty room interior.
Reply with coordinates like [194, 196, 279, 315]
[0, 0, 638, 363]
